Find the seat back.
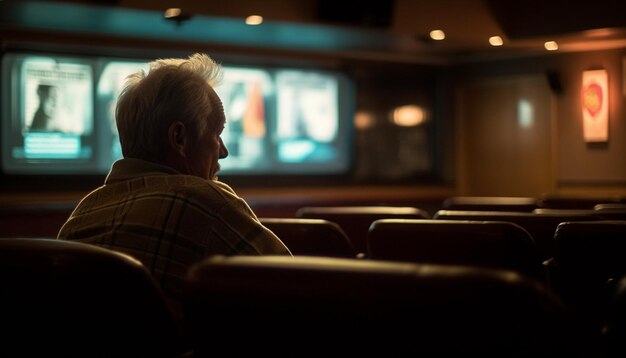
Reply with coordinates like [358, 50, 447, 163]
[551, 221, 626, 334]
[367, 219, 543, 280]
[184, 255, 581, 357]
[0, 238, 185, 357]
[594, 203, 626, 220]
[433, 210, 604, 262]
[442, 196, 539, 212]
[260, 217, 357, 258]
[538, 195, 626, 210]
[533, 207, 626, 221]
[295, 206, 430, 256]
[603, 275, 626, 358]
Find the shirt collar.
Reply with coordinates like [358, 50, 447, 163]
[105, 158, 181, 184]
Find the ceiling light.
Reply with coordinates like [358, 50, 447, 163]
[163, 7, 191, 25]
[429, 30, 445, 41]
[544, 41, 559, 51]
[245, 15, 263, 25]
[164, 8, 182, 19]
[489, 36, 503, 46]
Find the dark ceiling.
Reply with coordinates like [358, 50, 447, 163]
[3, 0, 626, 64]
[485, 0, 626, 39]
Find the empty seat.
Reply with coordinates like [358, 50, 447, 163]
[260, 217, 357, 258]
[442, 196, 539, 212]
[538, 195, 626, 210]
[548, 221, 626, 338]
[533, 208, 600, 215]
[594, 203, 626, 220]
[295, 206, 430, 256]
[534, 207, 626, 221]
[184, 255, 583, 357]
[603, 275, 626, 358]
[433, 210, 604, 262]
[367, 219, 543, 280]
[0, 238, 186, 357]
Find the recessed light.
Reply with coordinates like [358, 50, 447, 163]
[245, 15, 263, 25]
[164, 8, 182, 19]
[544, 41, 559, 51]
[429, 30, 445, 41]
[489, 36, 503, 46]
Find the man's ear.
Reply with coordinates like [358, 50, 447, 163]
[168, 121, 187, 157]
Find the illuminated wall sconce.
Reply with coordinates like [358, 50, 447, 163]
[392, 105, 426, 126]
[581, 69, 609, 142]
[354, 111, 375, 129]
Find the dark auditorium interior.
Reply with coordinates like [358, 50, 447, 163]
[2, 0, 626, 356]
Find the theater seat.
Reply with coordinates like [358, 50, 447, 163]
[184, 255, 583, 357]
[260, 217, 358, 258]
[367, 219, 543, 281]
[603, 275, 626, 358]
[548, 221, 626, 339]
[433, 209, 603, 262]
[0, 238, 187, 357]
[538, 195, 626, 210]
[442, 196, 539, 212]
[594, 203, 626, 220]
[295, 206, 430, 257]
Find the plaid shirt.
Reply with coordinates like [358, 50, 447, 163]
[57, 158, 292, 312]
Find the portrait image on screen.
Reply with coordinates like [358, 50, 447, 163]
[1, 53, 96, 174]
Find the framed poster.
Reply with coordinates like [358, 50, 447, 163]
[581, 69, 608, 142]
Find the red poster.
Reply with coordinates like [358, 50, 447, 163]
[581, 69, 609, 142]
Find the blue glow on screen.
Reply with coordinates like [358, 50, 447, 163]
[1, 52, 353, 176]
[23, 132, 82, 158]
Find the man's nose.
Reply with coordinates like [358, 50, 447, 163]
[219, 138, 229, 159]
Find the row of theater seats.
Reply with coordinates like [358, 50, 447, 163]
[4, 236, 626, 357]
[1, 237, 615, 357]
[3, 196, 626, 356]
[185, 255, 579, 356]
[271, 201, 626, 355]
[442, 195, 626, 211]
[290, 202, 626, 263]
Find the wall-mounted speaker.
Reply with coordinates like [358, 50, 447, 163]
[546, 70, 563, 95]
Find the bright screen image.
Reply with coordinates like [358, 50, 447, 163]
[1, 52, 354, 177]
[275, 70, 340, 169]
[2, 54, 97, 174]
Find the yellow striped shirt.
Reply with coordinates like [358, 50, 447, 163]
[58, 158, 292, 315]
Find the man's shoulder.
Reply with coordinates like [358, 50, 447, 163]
[85, 174, 240, 211]
[160, 175, 239, 203]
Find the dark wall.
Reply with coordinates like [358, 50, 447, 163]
[455, 48, 626, 190]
